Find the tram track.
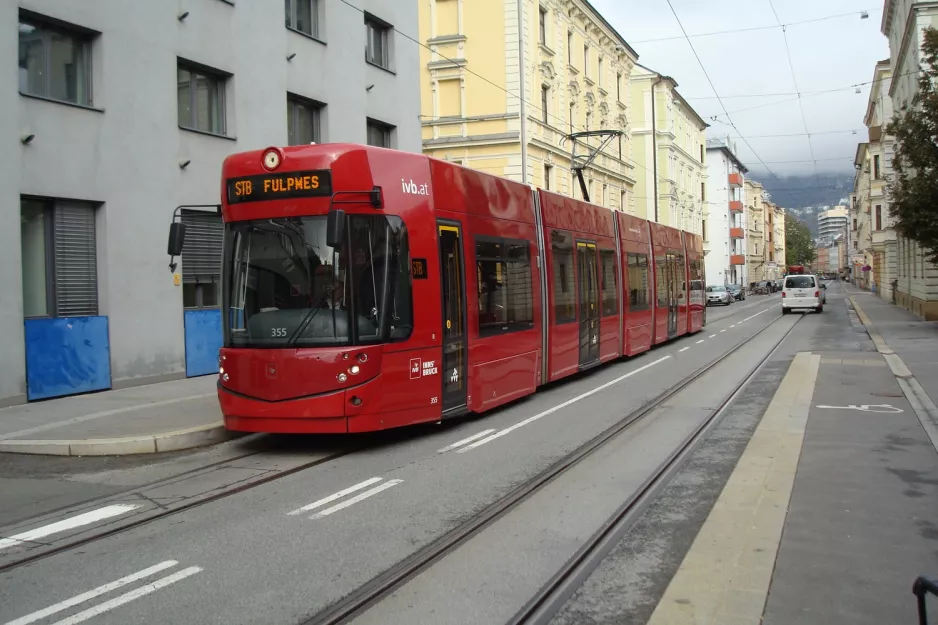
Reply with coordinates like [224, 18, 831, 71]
[302, 310, 802, 625]
[0, 305, 788, 579]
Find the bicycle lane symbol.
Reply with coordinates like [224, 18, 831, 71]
[815, 404, 904, 413]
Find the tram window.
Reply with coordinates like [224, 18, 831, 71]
[600, 249, 617, 316]
[475, 236, 534, 337]
[656, 256, 668, 306]
[551, 230, 576, 324]
[627, 253, 650, 311]
[675, 254, 686, 296]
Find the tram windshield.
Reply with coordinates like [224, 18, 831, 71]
[223, 215, 413, 348]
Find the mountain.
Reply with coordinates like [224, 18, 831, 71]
[754, 172, 854, 239]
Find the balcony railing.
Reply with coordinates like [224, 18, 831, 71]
[730, 254, 745, 265]
[728, 173, 743, 188]
[729, 200, 744, 212]
[729, 227, 744, 239]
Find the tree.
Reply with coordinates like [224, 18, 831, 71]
[885, 26, 938, 264]
[785, 213, 817, 266]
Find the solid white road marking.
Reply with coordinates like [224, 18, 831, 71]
[742, 307, 773, 322]
[0, 504, 142, 551]
[438, 429, 496, 453]
[696, 340, 705, 344]
[288, 477, 383, 515]
[3, 561, 178, 625]
[310, 479, 404, 519]
[678, 347, 690, 353]
[47, 566, 202, 625]
[458, 356, 671, 453]
[709, 334, 716, 338]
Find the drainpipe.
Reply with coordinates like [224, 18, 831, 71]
[651, 76, 663, 222]
[517, 0, 528, 184]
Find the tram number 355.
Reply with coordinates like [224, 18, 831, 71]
[271, 328, 288, 337]
[430, 396, 438, 405]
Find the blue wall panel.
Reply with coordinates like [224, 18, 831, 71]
[24, 316, 112, 401]
[185, 309, 222, 377]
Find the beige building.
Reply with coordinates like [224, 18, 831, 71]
[419, 0, 638, 209]
[629, 65, 708, 234]
[851, 143, 875, 289]
[768, 200, 785, 279]
[744, 179, 766, 283]
[865, 60, 897, 300]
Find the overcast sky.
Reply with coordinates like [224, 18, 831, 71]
[590, 0, 891, 179]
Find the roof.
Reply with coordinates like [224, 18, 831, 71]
[706, 141, 749, 174]
[633, 64, 709, 130]
[580, 0, 640, 61]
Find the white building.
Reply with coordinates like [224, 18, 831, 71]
[817, 206, 849, 241]
[881, 0, 938, 319]
[3, 0, 420, 406]
[704, 138, 749, 287]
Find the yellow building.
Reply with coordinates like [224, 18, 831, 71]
[745, 179, 765, 283]
[418, 0, 638, 209]
[769, 201, 786, 279]
[630, 65, 709, 234]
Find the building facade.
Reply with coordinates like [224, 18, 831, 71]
[704, 138, 748, 287]
[745, 179, 765, 283]
[882, 0, 938, 318]
[629, 65, 708, 235]
[865, 60, 898, 300]
[852, 144, 875, 289]
[817, 206, 849, 242]
[419, 0, 638, 210]
[772, 203, 786, 276]
[5, 0, 420, 406]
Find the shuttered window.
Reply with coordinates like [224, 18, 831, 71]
[20, 197, 98, 318]
[180, 209, 223, 309]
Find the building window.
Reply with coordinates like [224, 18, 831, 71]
[366, 118, 393, 147]
[287, 95, 323, 145]
[618, 136, 623, 160]
[583, 44, 589, 75]
[18, 13, 94, 106]
[600, 249, 617, 316]
[543, 163, 552, 190]
[365, 14, 391, 69]
[538, 6, 547, 44]
[875, 204, 882, 230]
[181, 209, 223, 309]
[873, 154, 881, 179]
[627, 253, 650, 311]
[853, 218, 857, 231]
[567, 31, 573, 64]
[177, 61, 227, 135]
[569, 102, 575, 134]
[551, 230, 576, 324]
[701, 182, 706, 201]
[475, 237, 534, 336]
[20, 198, 98, 318]
[702, 219, 707, 241]
[620, 190, 627, 212]
[541, 85, 549, 124]
[598, 57, 603, 88]
[285, 0, 319, 38]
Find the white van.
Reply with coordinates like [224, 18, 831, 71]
[782, 274, 823, 314]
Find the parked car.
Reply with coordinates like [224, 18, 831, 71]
[727, 284, 746, 301]
[782, 274, 823, 314]
[706, 285, 734, 306]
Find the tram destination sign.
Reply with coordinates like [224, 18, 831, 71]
[226, 169, 333, 204]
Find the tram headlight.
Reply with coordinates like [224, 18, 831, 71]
[222, 373, 229, 382]
[219, 367, 224, 374]
[337, 373, 348, 383]
[349, 365, 360, 375]
[262, 148, 281, 170]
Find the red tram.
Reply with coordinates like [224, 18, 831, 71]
[787, 265, 806, 275]
[168, 144, 706, 434]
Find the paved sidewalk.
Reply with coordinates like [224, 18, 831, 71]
[0, 376, 231, 456]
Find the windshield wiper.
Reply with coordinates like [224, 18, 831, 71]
[286, 291, 332, 346]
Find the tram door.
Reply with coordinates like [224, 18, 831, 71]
[576, 241, 600, 367]
[667, 253, 679, 337]
[437, 222, 468, 415]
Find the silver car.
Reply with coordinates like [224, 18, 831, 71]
[706, 285, 733, 306]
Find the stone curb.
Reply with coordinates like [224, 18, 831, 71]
[0, 421, 236, 456]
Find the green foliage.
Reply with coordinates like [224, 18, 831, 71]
[785, 213, 817, 265]
[885, 26, 938, 264]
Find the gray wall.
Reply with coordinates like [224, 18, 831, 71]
[2, 0, 420, 405]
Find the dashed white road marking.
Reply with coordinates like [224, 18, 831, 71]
[696, 340, 705, 344]
[730, 324, 737, 328]
[50, 566, 202, 625]
[720, 329, 727, 333]
[3, 560, 200, 625]
[0, 504, 142, 551]
[709, 334, 716, 338]
[438, 429, 496, 453]
[678, 347, 690, 353]
[3, 561, 178, 625]
[458, 356, 671, 453]
[288, 477, 383, 516]
[309, 479, 404, 519]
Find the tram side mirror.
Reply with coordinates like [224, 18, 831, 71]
[326, 209, 346, 247]
[167, 222, 187, 256]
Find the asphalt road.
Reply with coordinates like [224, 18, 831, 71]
[0, 290, 819, 625]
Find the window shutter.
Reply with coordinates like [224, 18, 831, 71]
[54, 202, 98, 317]
[180, 209, 223, 282]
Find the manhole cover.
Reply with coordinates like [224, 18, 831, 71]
[871, 391, 903, 398]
